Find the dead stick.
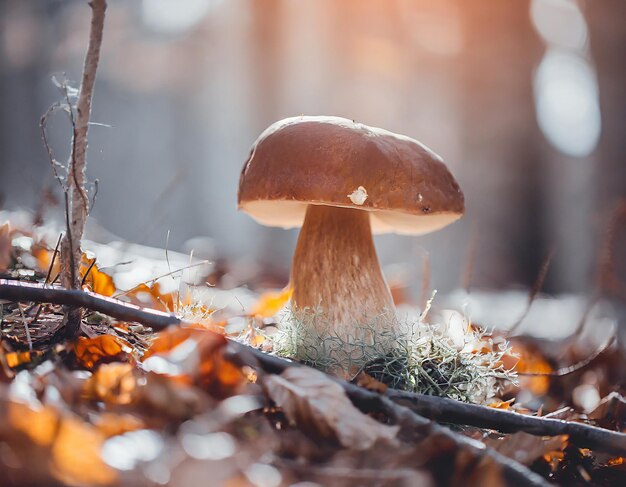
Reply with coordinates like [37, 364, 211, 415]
[229, 345, 547, 486]
[61, 0, 107, 339]
[0, 280, 178, 331]
[1, 279, 625, 457]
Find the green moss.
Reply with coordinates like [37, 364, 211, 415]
[269, 309, 517, 404]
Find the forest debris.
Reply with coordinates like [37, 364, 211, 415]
[74, 334, 134, 370]
[264, 367, 399, 450]
[82, 362, 136, 405]
[589, 392, 626, 431]
[250, 286, 292, 318]
[51, 414, 117, 486]
[81, 256, 116, 297]
[486, 431, 568, 466]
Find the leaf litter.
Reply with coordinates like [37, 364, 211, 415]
[0, 217, 625, 486]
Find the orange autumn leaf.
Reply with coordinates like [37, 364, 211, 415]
[511, 342, 553, 396]
[487, 399, 514, 410]
[144, 327, 225, 359]
[32, 244, 60, 277]
[250, 286, 292, 318]
[51, 416, 117, 486]
[93, 413, 145, 437]
[75, 335, 133, 370]
[5, 350, 33, 368]
[83, 362, 137, 405]
[81, 256, 116, 297]
[144, 327, 244, 397]
[123, 282, 175, 311]
[8, 401, 59, 446]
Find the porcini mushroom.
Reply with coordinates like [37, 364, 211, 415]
[238, 116, 464, 373]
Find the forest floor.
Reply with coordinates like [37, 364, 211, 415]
[0, 213, 625, 487]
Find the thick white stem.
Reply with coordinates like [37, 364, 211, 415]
[290, 205, 397, 372]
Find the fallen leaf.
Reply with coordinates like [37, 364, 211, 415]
[264, 367, 398, 450]
[32, 242, 60, 277]
[51, 415, 117, 486]
[83, 362, 137, 405]
[143, 328, 244, 398]
[486, 432, 568, 466]
[588, 392, 626, 431]
[124, 282, 175, 311]
[511, 341, 553, 396]
[487, 399, 514, 410]
[81, 256, 116, 297]
[5, 351, 33, 369]
[8, 401, 59, 446]
[355, 371, 388, 394]
[250, 286, 292, 318]
[74, 335, 133, 370]
[93, 412, 145, 437]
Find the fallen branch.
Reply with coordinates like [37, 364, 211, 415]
[0, 279, 178, 331]
[1, 279, 625, 457]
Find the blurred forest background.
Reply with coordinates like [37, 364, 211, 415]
[0, 0, 624, 298]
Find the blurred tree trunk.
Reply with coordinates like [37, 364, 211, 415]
[456, 0, 544, 290]
[587, 0, 626, 283]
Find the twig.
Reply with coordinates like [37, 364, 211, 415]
[384, 388, 626, 456]
[45, 234, 63, 285]
[519, 335, 616, 377]
[112, 260, 210, 299]
[0, 279, 179, 331]
[231, 347, 547, 486]
[18, 304, 33, 352]
[1, 279, 625, 457]
[81, 258, 97, 286]
[59, 0, 107, 339]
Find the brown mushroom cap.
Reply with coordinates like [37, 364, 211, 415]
[238, 116, 465, 235]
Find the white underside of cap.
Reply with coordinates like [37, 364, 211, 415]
[240, 200, 462, 236]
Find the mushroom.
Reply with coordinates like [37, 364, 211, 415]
[238, 116, 464, 372]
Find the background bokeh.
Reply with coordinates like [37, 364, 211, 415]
[1, 0, 624, 298]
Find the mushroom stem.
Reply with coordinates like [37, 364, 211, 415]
[290, 204, 396, 356]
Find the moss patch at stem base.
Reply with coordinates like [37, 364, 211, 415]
[269, 309, 517, 404]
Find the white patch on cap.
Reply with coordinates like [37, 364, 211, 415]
[348, 186, 368, 205]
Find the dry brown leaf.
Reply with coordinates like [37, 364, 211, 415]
[264, 367, 398, 450]
[250, 286, 292, 318]
[144, 327, 244, 398]
[588, 392, 626, 430]
[51, 415, 117, 486]
[5, 350, 33, 369]
[93, 412, 145, 437]
[8, 401, 59, 446]
[124, 282, 175, 311]
[81, 256, 116, 297]
[32, 243, 59, 276]
[355, 371, 388, 393]
[83, 362, 137, 405]
[486, 432, 568, 466]
[487, 399, 514, 410]
[511, 342, 553, 396]
[74, 335, 133, 370]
